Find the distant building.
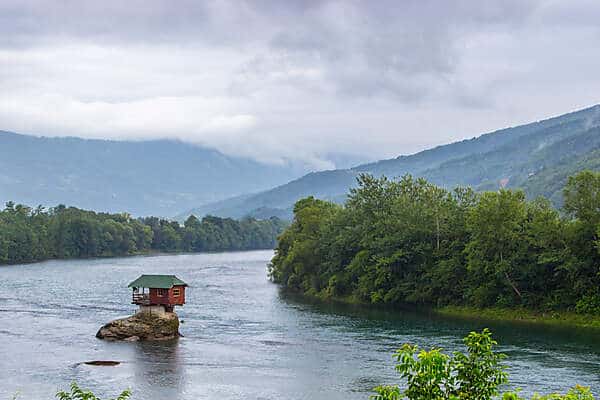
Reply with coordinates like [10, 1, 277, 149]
[128, 274, 188, 314]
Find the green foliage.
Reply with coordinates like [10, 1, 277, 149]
[373, 329, 507, 400]
[371, 385, 401, 400]
[453, 329, 508, 399]
[372, 330, 594, 400]
[465, 190, 528, 307]
[0, 203, 287, 265]
[270, 171, 600, 315]
[575, 295, 600, 315]
[392, 345, 454, 400]
[56, 382, 130, 400]
[268, 197, 339, 291]
[563, 170, 600, 224]
[502, 386, 594, 400]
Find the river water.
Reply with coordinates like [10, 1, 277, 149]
[0, 250, 598, 399]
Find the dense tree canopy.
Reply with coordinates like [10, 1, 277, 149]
[269, 171, 600, 315]
[0, 204, 287, 265]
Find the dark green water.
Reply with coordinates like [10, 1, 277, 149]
[0, 250, 598, 399]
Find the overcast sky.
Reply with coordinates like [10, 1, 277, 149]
[1, 0, 599, 169]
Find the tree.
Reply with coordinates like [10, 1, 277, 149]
[269, 171, 600, 314]
[269, 197, 338, 292]
[563, 170, 600, 224]
[0, 202, 286, 265]
[562, 170, 600, 309]
[465, 190, 528, 306]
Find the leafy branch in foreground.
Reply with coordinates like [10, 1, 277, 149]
[56, 383, 130, 400]
[372, 329, 594, 400]
[502, 385, 594, 400]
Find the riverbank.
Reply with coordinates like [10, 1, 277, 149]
[0, 203, 286, 266]
[434, 305, 600, 330]
[289, 289, 600, 331]
[0, 247, 278, 267]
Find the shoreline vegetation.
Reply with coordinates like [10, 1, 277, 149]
[269, 171, 600, 330]
[435, 305, 600, 330]
[283, 288, 600, 331]
[0, 248, 275, 267]
[0, 203, 287, 266]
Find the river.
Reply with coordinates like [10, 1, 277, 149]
[0, 250, 598, 399]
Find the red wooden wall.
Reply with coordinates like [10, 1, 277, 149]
[148, 285, 186, 306]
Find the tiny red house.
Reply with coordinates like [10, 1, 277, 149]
[128, 274, 188, 313]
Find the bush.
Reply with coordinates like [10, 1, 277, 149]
[372, 328, 507, 400]
[56, 383, 131, 400]
[575, 295, 600, 315]
[371, 330, 594, 400]
[503, 385, 594, 400]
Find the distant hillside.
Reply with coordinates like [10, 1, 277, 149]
[183, 104, 600, 219]
[0, 132, 311, 216]
[178, 170, 356, 220]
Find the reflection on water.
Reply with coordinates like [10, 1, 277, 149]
[281, 290, 600, 390]
[282, 290, 600, 351]
[132, 340, 184, 394]
[0, 250, 598, 399]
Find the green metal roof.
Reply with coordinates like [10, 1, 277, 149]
[127, 274, 188, 289]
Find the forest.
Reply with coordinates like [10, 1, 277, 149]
[269, 170, 600, 316]
[0, 203, 287, 265]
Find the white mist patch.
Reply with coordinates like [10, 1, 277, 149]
[583, 106, 600, 130]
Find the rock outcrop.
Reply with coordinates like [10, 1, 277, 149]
[96, 311, 180, 341]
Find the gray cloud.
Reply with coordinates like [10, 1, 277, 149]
[0, 0, 599, 168]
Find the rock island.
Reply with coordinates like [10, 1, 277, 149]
[96, 274, 188, 341]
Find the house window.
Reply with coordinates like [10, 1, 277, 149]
[173, 288, 181, 297]
[157, 289, 167, 296]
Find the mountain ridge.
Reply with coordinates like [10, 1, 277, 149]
[182, 104, 600, 219]
[0, 131, 311, 216]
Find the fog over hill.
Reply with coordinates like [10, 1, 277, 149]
[3, 104, 599, 220]
[181, 104, 600, 220]
[0, 132, 320, 216]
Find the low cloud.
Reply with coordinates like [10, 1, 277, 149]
[0, 93, 257, 142]
[1, 1, 599, 168]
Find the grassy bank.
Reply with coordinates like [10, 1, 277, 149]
[289, 288, 600, 331]
[434, 305, 600, 330]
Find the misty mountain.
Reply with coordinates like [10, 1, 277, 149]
[183, 104, 600, 219]
[0, 132, 314, 216]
